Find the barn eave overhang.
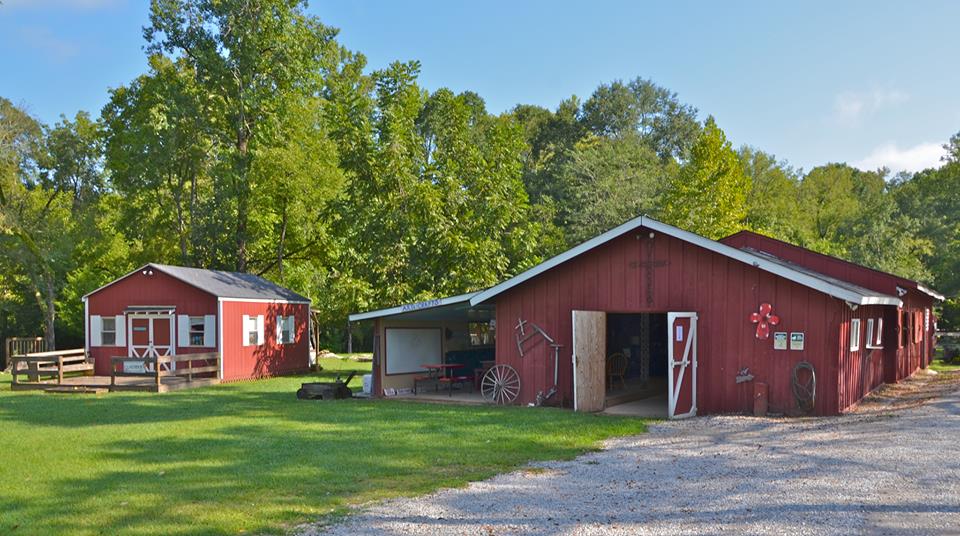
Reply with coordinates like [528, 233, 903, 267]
[469, 215, 905, 308]
[348, 291, 482, 322]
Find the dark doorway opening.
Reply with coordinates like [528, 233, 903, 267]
[605, 313, 669, 409]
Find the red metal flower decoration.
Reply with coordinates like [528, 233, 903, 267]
[749, 302, 780, 340]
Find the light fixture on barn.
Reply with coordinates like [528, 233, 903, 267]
[141, 268, 154, 276]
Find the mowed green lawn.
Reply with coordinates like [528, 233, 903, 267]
[0, 358, 646, 535]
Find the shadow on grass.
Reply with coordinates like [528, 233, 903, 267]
[0, 370, 645, 535]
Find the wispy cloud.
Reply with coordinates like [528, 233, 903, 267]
[19, 26, 79, 62]
[853, 142, 946, 174]
[833, 89, 908, 126]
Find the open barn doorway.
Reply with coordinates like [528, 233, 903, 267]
[603, 313, 669, 417]
[573, 310, 697, 417]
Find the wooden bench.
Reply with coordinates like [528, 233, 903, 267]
[437, 375, 474, 396]
[413, 375, 438, 394]
[10, 349, 92, 389]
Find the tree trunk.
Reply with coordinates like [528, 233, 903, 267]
[32, 274, 57, 349]
[235, 133, 250, 272]
[277, 203, 287, 284]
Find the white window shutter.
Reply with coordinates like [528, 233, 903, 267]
[115, 315, 126, 347]
[91, 315, 102, 347]
[204, 315, 216, 348]
[256, 315, 265, 345]
[242, 315, 250, 347]
[288, 316, 296, 342]
[277, 315, 283, 343]
[177, 315, 190, 347]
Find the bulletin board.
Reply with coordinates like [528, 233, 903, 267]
[385, 328, 443, 375]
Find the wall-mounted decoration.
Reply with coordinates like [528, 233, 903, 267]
[749, 303, 780, 340]
[735, 367, 754, 383]
[773, 332, 788, 350]
[790, 332, 805, 351]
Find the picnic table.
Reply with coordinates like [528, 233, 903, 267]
[414, 363, 472, 396]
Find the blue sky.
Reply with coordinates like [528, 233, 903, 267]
[2, 0, 958, 174]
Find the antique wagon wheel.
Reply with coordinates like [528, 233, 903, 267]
[481, 364, 521, 404]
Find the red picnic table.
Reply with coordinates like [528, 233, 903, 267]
[415, 363, 472, 396]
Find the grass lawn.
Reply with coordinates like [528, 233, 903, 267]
[0, 358, 646, 535]
[930, 358, 960, 373]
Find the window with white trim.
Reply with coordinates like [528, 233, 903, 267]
[866, 318, 883, 349]
[279, 315, 295, 344]
[245, 316, 259, 345]
[101, 317, 117, 346]
[189, 316, 205, 346]
[850, 318, 861, 351]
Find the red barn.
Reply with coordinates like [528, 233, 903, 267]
[82, 264, 311, 382]
[352, 216, 942, 417]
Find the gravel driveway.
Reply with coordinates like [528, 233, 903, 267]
[306, 378, 960, 535]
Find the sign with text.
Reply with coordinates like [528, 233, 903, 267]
[773, 332, 788, 350]
[790, 332, 805, 351]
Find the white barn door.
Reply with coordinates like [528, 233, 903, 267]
[667, 312, 698, 419]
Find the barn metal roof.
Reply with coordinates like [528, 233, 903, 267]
[468, 215, 903, 307]
[348, 292, 485, 322]
[83, 263, 311, 303]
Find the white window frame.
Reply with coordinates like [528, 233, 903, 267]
[278, 315, 295, 344]
[243, 315, 264, 346]
[189, 316, 206, 346]
[850, 318, 861, 351]
[101, 317, 117, 346]
[866, 317, 884, 349]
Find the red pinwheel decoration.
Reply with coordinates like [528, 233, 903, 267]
[749, 302, 780, 340]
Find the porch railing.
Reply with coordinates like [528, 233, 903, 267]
[10, 349, 92, 387]
[110, 352, 220, 390]
[4, 337, 47, 371]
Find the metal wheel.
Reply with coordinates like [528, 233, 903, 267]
[481, 364, 521, 404]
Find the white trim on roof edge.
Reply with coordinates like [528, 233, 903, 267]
[916, 283, 946, 301]
[349, 291, 480, 322]
[218, 297, 311, 305]
[469, 216, 902, 307]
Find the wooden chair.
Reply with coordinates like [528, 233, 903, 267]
[606, 352, 627, 391]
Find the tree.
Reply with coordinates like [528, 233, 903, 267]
[144, 0, 342, 271]
[739, 146, 802, 241]
[660, 117, 750, 239]
[554, 133, 674, 245]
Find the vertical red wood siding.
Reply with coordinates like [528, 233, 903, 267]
[722, 231, 935, 384]
[86, 269, 309, 381]
[219, 300, 310, 381]
[494, 227, 847, 415]
[86, 271, 217, 376]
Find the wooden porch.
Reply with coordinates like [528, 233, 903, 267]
[9, 350, 220, 394]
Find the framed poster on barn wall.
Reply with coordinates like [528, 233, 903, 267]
[790, 332, 805, 351]
[773, 332, 787, 350]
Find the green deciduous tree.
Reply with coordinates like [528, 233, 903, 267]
[660, 117, 750, 239]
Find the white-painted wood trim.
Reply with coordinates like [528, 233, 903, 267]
[348, 291, 478, 322]
[217, 299, 224, 379]
[90, 315, 102, 347]
[468, 216, 902, 307]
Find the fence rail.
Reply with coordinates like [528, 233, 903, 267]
[10, 349, 92, 386]
[110, 353, 220, 390]
[4, 337, 47, 371]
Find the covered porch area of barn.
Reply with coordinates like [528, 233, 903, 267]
[350, 292, 499, 403]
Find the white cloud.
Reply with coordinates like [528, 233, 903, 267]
[19, 26, 79, 62]
[833, 89, 908, 125]
[853, 142, 947, 174]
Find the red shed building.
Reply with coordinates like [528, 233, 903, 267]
[82, 264, 311, 382]
[352, 216, 942, 417]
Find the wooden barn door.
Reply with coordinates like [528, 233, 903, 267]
[572, 310, 606, 412]
[667, 312, 697, 419]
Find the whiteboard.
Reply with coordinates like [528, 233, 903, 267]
[385, 328, 442, 375]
